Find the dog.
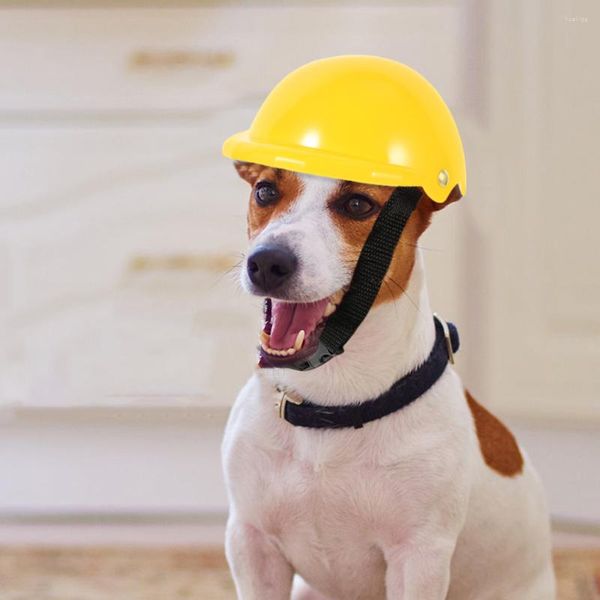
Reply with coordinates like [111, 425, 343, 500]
[221, 161, 556, 599]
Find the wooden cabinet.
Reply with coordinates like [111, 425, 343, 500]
[1, 3, 597, 420]
[1, 1, 598, 521]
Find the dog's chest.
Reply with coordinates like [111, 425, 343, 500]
[232, 382, 465, 542]
[234, 413, 453, 593]
[225, 372, 471, 596]
[252, 443, 395, 598]
[260, 447, 389, 532]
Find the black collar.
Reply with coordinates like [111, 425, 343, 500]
[275, 315, 459, 429]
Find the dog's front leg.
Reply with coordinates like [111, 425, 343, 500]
[383, 538, 455, 600]
[225, 519, 294, 600]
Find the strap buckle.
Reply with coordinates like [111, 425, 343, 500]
[275, 386, 303, 419]
[433, 313, 455, 365]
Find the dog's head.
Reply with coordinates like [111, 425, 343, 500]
[234, 161, 460, 368]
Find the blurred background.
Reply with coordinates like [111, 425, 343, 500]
[0, 1, 598, 598]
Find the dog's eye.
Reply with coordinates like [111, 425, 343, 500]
[339, 194, 377, 219]
[254, 181, 280, 207]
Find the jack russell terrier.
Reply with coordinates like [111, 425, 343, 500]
[221, 163, 555, 599]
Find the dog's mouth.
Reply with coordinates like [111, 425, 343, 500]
[258, 289, 346, 367]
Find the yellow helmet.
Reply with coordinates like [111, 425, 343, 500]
[222, 55, 466, 203]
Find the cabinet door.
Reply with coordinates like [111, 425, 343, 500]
[0, 112, 263, 409]
[462, 0, 600, 423]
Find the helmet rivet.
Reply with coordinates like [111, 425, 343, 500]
[437, 169, 449, 186]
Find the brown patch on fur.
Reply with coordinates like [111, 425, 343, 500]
[329, 184, 462, 307]
[234, 161, 264, 185]
[234, 162, 302, 240]
[465, 390, 524, 477]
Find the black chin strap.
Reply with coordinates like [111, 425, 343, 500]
[286, 186, 421, 371]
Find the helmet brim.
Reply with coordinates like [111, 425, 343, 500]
[222, 130, 459, 202]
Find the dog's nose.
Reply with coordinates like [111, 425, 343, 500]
[247, 244, 298, 293]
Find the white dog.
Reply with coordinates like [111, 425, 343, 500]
[221, 162, 555, 600]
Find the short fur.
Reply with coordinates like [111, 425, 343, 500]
[222, 166, 555, 599]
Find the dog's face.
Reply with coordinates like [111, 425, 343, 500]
[234, 162, 456, 367]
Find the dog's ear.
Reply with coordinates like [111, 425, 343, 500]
[233, 161, 263, 186]
[421, 184, 463, 212]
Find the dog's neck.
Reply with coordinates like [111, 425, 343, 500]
[261, 250, 437, 406]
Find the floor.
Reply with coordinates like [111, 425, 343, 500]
[0, 548, 234, 600]
[0, 547, 599, 600]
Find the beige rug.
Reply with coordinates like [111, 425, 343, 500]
[0, 547, 598, 599]
[0, 548, 235, 600]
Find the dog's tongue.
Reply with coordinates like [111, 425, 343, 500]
[269, 298, 329, 350]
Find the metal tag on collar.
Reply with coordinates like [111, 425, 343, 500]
[433, 312, 455, 364]
[275, 386, 303, 419]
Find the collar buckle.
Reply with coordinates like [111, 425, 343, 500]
[275, 386, 303, 419]
[433, 313, 455, 364]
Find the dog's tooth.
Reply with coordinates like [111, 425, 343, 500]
[262, 344, 297, 357]
[294, 330, 305, 351]
[262, 344, 296, 357]
[324, 302, 336, 317]
[260, 331, 270, 345]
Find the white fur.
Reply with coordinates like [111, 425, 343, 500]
[241, 175, 349, 303]
[222, 174, 555, 599]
